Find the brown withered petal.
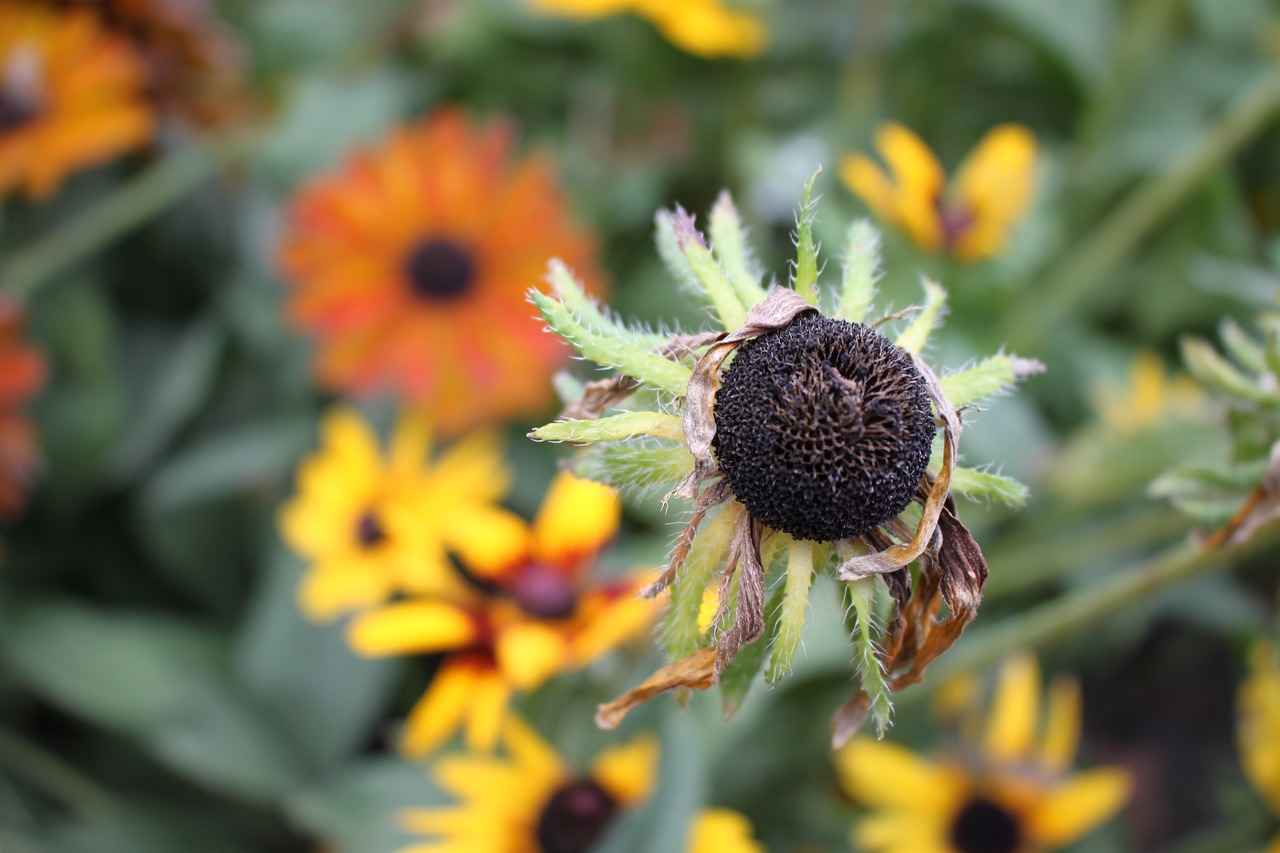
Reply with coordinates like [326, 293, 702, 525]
[639, 480, 731, 599]
[596, 647, 719, 729]
[713, 513, 765, 675]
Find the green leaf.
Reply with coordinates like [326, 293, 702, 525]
[545, 260, 668, 351]
[1182, 335, 1278, 403]
[1219, 317, 1267, 374]
[949, 466, 1030, 506]
[286, 758, 435, 853]
[530, 412, 684, 444]
[894, 278, 947, 355]
[844, 578, 893, 737]
[530, 291, 692, 397]
[837, 219, 881, 324]
[766, 538, 814, 683]
[791, 169, 822, 305]
[662, 505, 738, 661]
[708, 191, 767, 310]
[670, 207, 747, 329]
[940, 354, 1044, 409]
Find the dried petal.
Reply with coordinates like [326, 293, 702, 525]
[596, 647, 720, 729]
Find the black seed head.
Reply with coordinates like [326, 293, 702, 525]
[949, 796, 1023, 853]
[534, 778, 618, 853]
[403, 238, 475, 301]
[712, 313, 935, 542]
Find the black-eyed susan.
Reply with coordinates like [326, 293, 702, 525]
[278, 109, 604, 435]
[1238, 642, 1280, 851]
[528, 0, 766, 59]
[0, 303, 43, 515]
[400, 716, 763, 853]
[347, 472, 659, 757]
[840, 123, 1037, 263]
[0, 1, 153, 198]
[279, 406, 526, 621]
[837, 655, 1132, 853]
[529, 181, 1041, 739]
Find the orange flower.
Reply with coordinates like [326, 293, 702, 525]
[0, 2, 154, 199]
[0, 304, 45, 514]
[348, 473, 658, 756]
[279, 110, 604, 435]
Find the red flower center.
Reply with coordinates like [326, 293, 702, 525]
[403, 238, 475, 301]
[937, 198, 976, 247]
[949, 796, 1022, 853]
[508, 563, 579, 620]
[535, 778, 618, 853]
[354, 510, 386, 548]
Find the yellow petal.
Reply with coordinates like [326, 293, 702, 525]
[347, 601, 477, 657]
[501, 715, 565, 780]
[1026, 768, 1132, 846]
[1039, 675, 1081, 773]
[532, 472, 620, 568]
[1240, 642, 1280, 814]
[876, 123, 945, 204]
[463, 670, 512, 752]
[853, 810, 951, 853]
[495, 621, 571, 690]
[642, 0, 766, 58]
[982, 654, 1040, 764]
[389, 410, 433, 479]
[321, 406, 382, 473]
[438, 505, 530, 579]
[528, 0, 636, 20]
[591, 734, 660, 805]
[839, 152, 897, 222]
[296, 560, 394, 622]
[687, 808, 764, 853]
[569, 586, 659, 665]
[951, 124, 1036, 261]
[833, 739, 962, 813]
[400, 661, 477, 757]
[426, 430, 512, 504]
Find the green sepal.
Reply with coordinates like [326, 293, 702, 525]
[894, 278, 947, 355]
[709, 192, 767, 310]
[949, 465, 1030, 507]
[546, 260, 668, 351]
[837, 219, 881, 324]
[655, 209, 704, 301]
[573, 440, 695, 498]
[765, 537, 815, 683]
[530, 411, 684, 444]
[844, 577, 893, 737]
[1219, 317, 1267, 374]
[720, 581, 786, 719]
[530, 290, 691, 396]
[1181, 335, 1278, 404]
[792, 169, 822, 305]
[661, 504, 740, 661]
[1150, 458, 1268, 525]
[940, 353, 1044, 409]
[670, 207, 748, 330]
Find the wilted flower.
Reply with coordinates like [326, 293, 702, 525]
[0, 1, 153, 198]
[1238, 642, 1280, 851]
[836, 655, 1132, 853]
[840, 123, 1037, 263]
[399, 716, 763, 853]
[528, 0, 766, 59]
[278, 109, 604, 434]
[529, 179, 1041, 740]
[279, 407, 525, 620]
[0, 304, 44, 515]
[347, 473, 658, 756]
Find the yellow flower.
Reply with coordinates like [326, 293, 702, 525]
[0, 2, 154, 199]
[528, 0, 766, 58]
[840, 123, 1037, 262]
[278, 407, 525, 621]
[400, 717, 762, 853]
[836, 655, 1131, 853]
[1239, 641, 1280, 852]
[1091, 349, 1203, 435]
[348, 473, 660, 756]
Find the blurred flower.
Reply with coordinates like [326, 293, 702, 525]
[529, 0, 766, 59]
[530, 191, 1040, 738]
[70, 0, 250, 126]
[279, 407, 525, 621]
[1091, 349, 1203, 435]
[400, 716, 762, 853]
[0, 304, 44, 515]
[278, 110, 603, 435]
[1238, 641, 1280, 849]
[348, 472, 658, 756]
[0, 1, 153, 199]
[840, 123, 1037, 262]
[836, 655, 1131, 853]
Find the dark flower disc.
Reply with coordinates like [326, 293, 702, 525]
[948, 797, 1023, 853]
[712, 313, 936, 542]
[534, 778, 618, 853]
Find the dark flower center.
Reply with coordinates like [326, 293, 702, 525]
[403, 238, 476, 301]
[712, 313, 936, 542]
[354, 510, 387, 548]
[508, 564, 579, 620]
[938, 199, 976, 247]
[949, 797, 1023, 853]
[535, 778, 618, 853]
[0, 48, 43, 134]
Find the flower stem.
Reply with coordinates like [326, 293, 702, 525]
[0, 725, 113, 817]
[0, 144, 216, 303]
[1010, 62, 1280, 353]
[927, 518, 1280, 684]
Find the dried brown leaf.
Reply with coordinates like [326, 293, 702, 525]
[595, 647, 720, 729]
